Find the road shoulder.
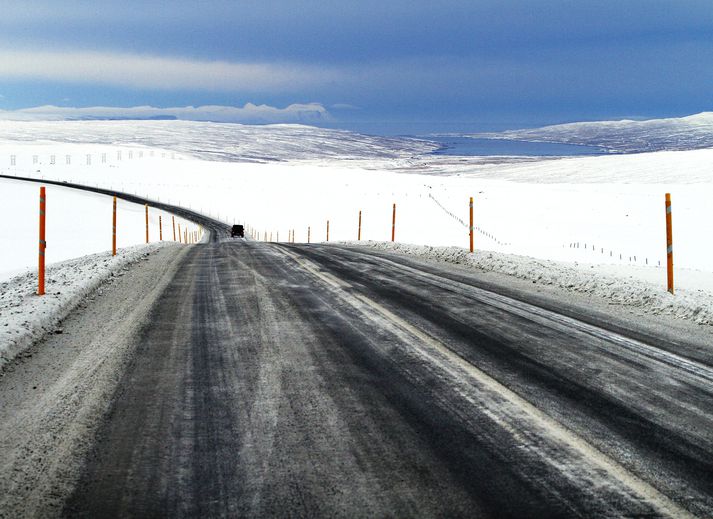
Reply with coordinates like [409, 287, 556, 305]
[0, 245, 191, 519]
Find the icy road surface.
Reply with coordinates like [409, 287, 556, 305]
[0, 201, 711, 517]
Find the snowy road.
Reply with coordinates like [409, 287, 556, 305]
[54, 238, 712, 518]
[0, 177, 711, 517]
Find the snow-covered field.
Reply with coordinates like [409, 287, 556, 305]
[0, 118, 711, 345]
[0, 177, 197, 282]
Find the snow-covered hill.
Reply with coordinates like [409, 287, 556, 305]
[1, 118, 712, 331]
[475, 112, 713, 153]
[0, 120, 438, 163]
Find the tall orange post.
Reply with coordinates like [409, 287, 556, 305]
[38, 186, 46, 296]
[159, 215, 163, 241]
[358, 210, 362, 240]
[326, 220, 330, 242]
[469, 197, 474, 253]
[665, 193, 674, 294]
[391, 203, 396, 242]
[112, 196, 117, 256]
[308, 226, 311, 243]
[172, 216, 176, 241]
[145, 204, 149, 243]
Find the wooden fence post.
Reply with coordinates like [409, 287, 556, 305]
[172, 216, 176, 241]
[358, 210, 362, 240]
[391, 203, 396, 242]
[327, 220, 330, 242]
[145, 204, 149, 243]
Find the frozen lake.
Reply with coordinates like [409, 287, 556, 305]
[428, 136, 608, 157]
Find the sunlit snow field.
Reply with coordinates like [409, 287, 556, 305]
[0, 120, 712, 294]
[0, 175, 196, 281]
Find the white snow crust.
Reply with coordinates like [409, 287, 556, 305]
[0, 243, 176, 370]
[340, 241, 713, 326]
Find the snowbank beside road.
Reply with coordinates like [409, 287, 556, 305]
[342, 241, 713, 327]
[0, 243, 178, 370]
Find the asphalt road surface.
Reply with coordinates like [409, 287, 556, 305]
[59, 236, 712, 518]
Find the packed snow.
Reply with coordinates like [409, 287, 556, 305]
[342, 241, 713, 326]
[0, 244, 176, 370]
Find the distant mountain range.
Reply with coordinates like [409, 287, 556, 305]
[473, 112, 713, 153]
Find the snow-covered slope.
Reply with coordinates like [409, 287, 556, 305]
[0, 178, 195, 281]
[0, 120, 438, 162]
[0, 119, 711, 330]
[475, 112, 713, 153]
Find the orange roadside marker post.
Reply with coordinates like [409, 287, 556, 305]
[469, 197, 474, 253]
[112, 196, 117, 256]
[665, 193, 674, 294]
[145, 204, 149, 243]
[358, 210, 362, 240]
[159, 215, 163, 241]
[391, 203, 396, 242]
[172, 216, 176, 241]
[326, 220, 330, 242]
[38, 186, 46, 296]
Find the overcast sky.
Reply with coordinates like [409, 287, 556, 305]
[1, 0, 712, 134]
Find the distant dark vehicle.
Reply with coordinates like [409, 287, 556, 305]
[231, 224, 244, 238]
